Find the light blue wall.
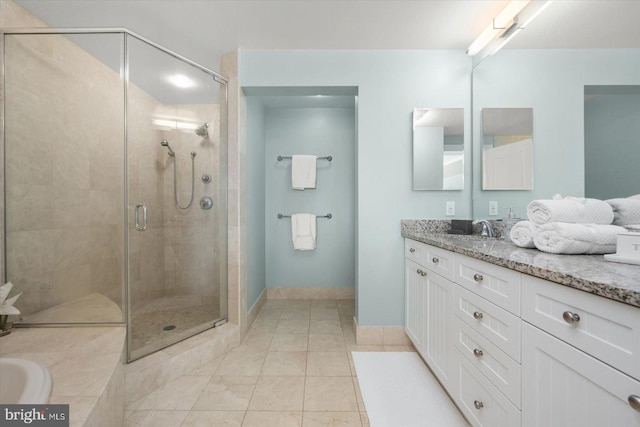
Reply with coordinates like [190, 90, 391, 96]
[585, 93, 640, 199]
[241, 50, 471, 326]
[265, 107, 356, 288]
[246, 96, 266, 309]
[472, 49, 640, 218]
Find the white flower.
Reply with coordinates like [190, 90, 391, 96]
[0, 282, 22, 316]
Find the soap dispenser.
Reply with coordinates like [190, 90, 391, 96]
[502, 207, 519, 242]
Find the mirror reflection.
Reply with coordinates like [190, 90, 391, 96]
[472, 49, 640, 217]
[482, 108, 533, 190]
[412, 108, 464, 191]
[584, 85, 640, 199]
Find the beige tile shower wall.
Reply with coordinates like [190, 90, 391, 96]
[159, 104, 222, 308]
[126, 84, 168, 304]
[221, 49, 247, 334]
[3, 31, 125, 318]
[0, 0, 49, 310]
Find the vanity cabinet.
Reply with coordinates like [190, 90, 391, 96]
[521, 274, 640, 427]
[522, 322, 640, 427]
[404, 240, 454, 388]
[450, 253, 522, 426]
[404, 238, 640, 427]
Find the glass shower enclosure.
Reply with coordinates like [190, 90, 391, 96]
[2, 29, 228, 361]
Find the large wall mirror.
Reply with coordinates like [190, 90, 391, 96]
[412, 108, 464, 191]
[482, 108, 533, 190]
[472, 48, 640, 219]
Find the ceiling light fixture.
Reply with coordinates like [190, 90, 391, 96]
[467, 0, 553, 57]
[168, 74, 195, 88]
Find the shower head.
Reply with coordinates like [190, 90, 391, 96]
[195, 123, 209, 138]
[160, 139, 175, 157]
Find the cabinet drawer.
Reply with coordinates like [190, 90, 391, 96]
[405, 239, 454, 281]
[522, 274, 640, 381]
[454, 254, 521, 315]
[455, 317, 521, 408]
[454, 349, 521, 427]
[405, 239, 428, 265]
[454, 286, 521, 362]
[522, 323, 640, 427]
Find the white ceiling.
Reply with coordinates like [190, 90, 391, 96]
[14, 0, 640, 74]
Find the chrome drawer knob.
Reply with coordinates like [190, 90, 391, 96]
[473, 311, 484, 320]
[416, 269, 427, 277]
[432, 257, 439, 264]
[473, 348, 484, 358]
[409, 248, 416, 253]
[629, 395, 640, 413]
[473, 273, 484, 282]
[562, 311, 581, 324]
[474, 400, 484, 410]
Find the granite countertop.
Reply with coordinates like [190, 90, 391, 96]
[401, 220, 640, 308]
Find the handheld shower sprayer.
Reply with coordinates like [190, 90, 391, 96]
[160, 139, 197, 210]
[160, 139, 175, 157]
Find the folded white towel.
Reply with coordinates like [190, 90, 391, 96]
[630, 194, 640, 200]
[291, 213, 316, 250]
[527, 197, 614, 225]
[533, 223, 626, 254]
[291, 155, 317, 190]
[605, 197, 640, 226]
[510, 220, 538, 248]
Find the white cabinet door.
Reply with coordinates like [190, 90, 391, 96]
[522, 322, 640, 427]
[424, 271, 454, 388]
[405, 259, 425, 354]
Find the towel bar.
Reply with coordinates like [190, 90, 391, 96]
[277, 213, 332, 219]
[277, 155, 332, 161]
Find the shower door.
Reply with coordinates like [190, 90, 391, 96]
[126, 35, 228, 361]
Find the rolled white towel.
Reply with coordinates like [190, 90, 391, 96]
[509, 220, 538, 248]
[533, 223, 626, 254]
[605, 197, 640, 226]
[527, 197, 614, 225]
[629, 194, 640, 200]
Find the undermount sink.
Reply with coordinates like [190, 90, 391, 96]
[0, 358, 52, 404]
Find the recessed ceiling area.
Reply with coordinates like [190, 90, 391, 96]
[244, 86, 357, 109]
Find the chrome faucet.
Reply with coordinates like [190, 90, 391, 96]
[473, 220, 496, 237]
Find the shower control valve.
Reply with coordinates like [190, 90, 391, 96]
[200, 196, 213, 210]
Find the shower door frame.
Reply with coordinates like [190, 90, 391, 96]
[1, 28, 229, 362]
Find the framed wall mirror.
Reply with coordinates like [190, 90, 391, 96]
[482, 107, 533, 190]
[412, 108, 464, 191]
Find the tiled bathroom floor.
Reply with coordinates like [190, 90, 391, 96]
[124, 298, 415, 426]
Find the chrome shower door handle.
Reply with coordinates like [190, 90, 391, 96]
[135, 203, 147, 231]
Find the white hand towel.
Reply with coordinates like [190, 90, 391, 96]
[291, 213, 317, 250]
[605, 197, 640, 226]
[533, 223, 626, 254]
[509, 220, 538, 248]
[527, 197, 614, 225]
[291, 155, 317, 190]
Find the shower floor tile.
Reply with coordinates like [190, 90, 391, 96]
[125, 299, 414, 426]
[130, 294, 221, 352]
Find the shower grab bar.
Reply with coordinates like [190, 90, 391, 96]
[277, 155, 332, 161]
[135, 203, 148, 231]
[277, 213, 332, 219]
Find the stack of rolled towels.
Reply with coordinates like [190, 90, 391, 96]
[510, 194, 640, 254]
